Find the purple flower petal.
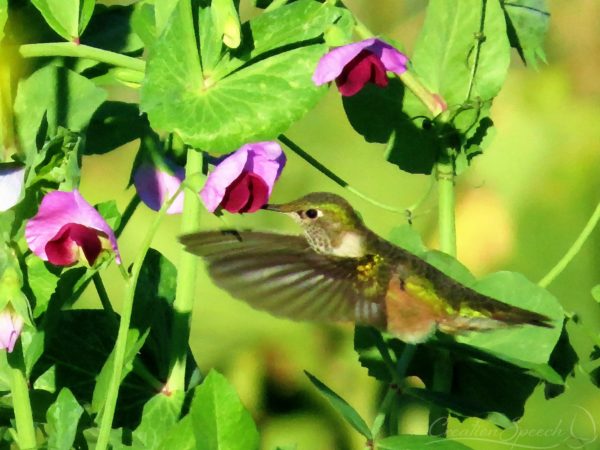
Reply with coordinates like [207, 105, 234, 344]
[134, 162, 185, 214]
[0, 308, 23, 353]
[0, 166, 26, 212]
[45, 223, 103, 266]
[200, 142, 286, 213]
[25, 190, 121, 265]
[312, 38, 408, 86]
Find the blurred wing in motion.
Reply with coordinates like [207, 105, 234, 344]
[179, 230, 386, 326]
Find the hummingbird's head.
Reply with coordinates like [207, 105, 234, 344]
[264, 192, 368, 257]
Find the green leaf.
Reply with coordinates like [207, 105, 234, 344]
[141, 0, 340, 152]
[46, 388, 84, 450]
[457, 271, 563, 364]
[132, 393, 185, 449]
[132, 1, 157, 47]
[377, 435, 474, 450]
[190, 370, 259, 450]
[30, 0, 94, 41]
[212, 0, 241, 49]
[156, 415, 195, 450]
[96, 200, 122, 231]
[25, 255, 59, 318]
[411, 0, 510, 108]
[304, 371, 372, 439]
[502, 0, 549, 68]
[14, 66, 106, 162]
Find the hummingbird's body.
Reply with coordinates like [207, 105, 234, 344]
[180, 192, 551, 343]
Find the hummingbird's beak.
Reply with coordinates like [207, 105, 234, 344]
[261, 203, 283, 212]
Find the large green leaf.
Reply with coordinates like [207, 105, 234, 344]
[46, 388, 84, 450]
[156, 415, 195, 450]
[141, 0, 339, 152]
[190, 370, 259, 450]
[410, 0, 510, 108]
[502, 0, 550, 68]
[378, 435, 473, 450]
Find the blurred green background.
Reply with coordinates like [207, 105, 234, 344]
[79, 1, 600, 448]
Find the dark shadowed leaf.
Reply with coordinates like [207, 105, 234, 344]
[14, 66, 106, 162]
[305, 371, 372, 439]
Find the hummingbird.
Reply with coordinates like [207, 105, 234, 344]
[180, 192, 551, 344]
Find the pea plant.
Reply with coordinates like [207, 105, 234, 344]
[0, 0, 595, 449]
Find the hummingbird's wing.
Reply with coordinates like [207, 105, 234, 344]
[179, 230, 386, 327]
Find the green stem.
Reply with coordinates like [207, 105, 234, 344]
[7, 342, 37, 450]
[166, 149, 203, 393]
[95, 186, 183, 450]
[435, 161, 456, 256]
[0, 58, 17, 160]
[428, 161, 456, 437]
[370, 344, 415, 439]
[92, 274, 115, 316]
[18, 43, 146, 73]
[278, 135, 407, 216]
[465, 0, 487, 101]
[539, 200, 600, 288]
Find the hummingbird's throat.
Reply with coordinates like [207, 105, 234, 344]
[304, 228, 366, 258]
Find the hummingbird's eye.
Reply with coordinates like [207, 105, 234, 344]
[305, 208, 319, 219]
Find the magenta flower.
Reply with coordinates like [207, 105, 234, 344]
[25, 190, 121, 266]
[0, 307, 24, 353]
[133, 162, 185, 214]
[313, 38, 409, 96]
[201, 142, 286, 214]
[0, 166, 26, 212]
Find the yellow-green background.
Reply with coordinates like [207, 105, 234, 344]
[80, 1, 600, 448]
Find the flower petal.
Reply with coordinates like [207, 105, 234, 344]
[370, 40, 409, 75]
[134, 162, 185, 214]
[200, 141, 286, 213]
[0, 309, 23, 353]
[0, 166, 26, 212]
[45, 223, 103, 266]
[221, 172, 269, 213]
[242, 141, 286, 195]
[335, 50, 388, 96]
[200, 150, 249, 212]
[312, 38, 379, 85]
[25, 190, 121, 264]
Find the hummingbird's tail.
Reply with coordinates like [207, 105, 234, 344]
[437, 296, 553, 334]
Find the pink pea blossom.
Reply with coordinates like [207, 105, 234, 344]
[313, 38, 409, 96]
[0, 307, 24, 353]
[133, 162, 185, 214]
[201, 142, 286, 213]
[25, 190, 120, 266]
